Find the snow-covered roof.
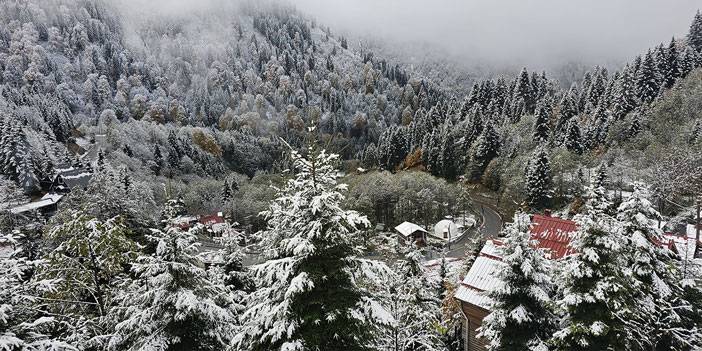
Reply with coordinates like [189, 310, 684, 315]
[9, 193, 64, 214]
[53, 164, 75, 173]
[57, 169, 92, 189]
[423, 257, 463, 282]
[529, 215, 577, 260]
[432, 219, 459, 240]
[41, 193, 64, 202]
[394, 221, 427, 237]
[455, 240, 504, 310]
[455, 215, 578, 311]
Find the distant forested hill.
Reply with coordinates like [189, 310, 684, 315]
[0, 0, 700, 218]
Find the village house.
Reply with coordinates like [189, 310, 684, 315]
[454, 214, 576, 351]
[394, 221, 429, 245]
[8, 164, 92, 217]
[9, 193, 64, 216]
[455, 213, 701, 351]
[49, 166, 93, 193]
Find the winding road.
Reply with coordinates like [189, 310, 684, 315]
[444, 199, 503, 258]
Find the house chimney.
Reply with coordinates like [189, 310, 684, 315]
[544, 209, 552, 217]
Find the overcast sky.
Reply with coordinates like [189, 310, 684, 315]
[290, 0, 700, 69]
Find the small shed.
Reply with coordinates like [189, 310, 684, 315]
[433, 219, 460, 241]
[394, 221, 428, 245]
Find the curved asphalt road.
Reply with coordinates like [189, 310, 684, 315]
[445, 199, 503, 258]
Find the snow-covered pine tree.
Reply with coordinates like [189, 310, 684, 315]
[152, 144, 163, 176]
[611, 65, 637, 120]
[593, 163, 608, 190]
[380, 247, 442, 351]
[478, 212, 555, 351]
[108, 209, 236, 351]
[222, 178, 233, 203]
[589, 101, 610, 148]
[680, 46, 701, 78]
[587, 67, 607, 109]
[578, 71, 593, 113]
[470, 120, 499, 181]
[628, 112, 642, 139]
[636, 50, 660, 104]
[532, 102, 550, 143]
[616, 182, 701, 350]
[555, 84, 578, 138]
[525, 146, 553, 210]
[236, 141, 391, 351]
[437, 121, 458, 180]
[212, 223, 252, 315]
[664, 37, 681, 88]
[37, 211, 138, 348]
[160, 196, 186, 223]
[564, 120, 583, 155]
[0, 232, 76, 351]
[688, 10, 702, 53]
[0, 176, 27, 211]
[513, 68, 533, 113]
[551, 185, 631, 351]
[17, 147, 38, 194]
[96, 148, 105, 171]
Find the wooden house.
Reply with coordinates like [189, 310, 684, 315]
[454, 214, 576, 351]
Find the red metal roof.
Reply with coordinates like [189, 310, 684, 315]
[199, 214, 224, 226]
[529, 214, 577, 260]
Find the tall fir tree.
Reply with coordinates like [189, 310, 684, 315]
[564, 120, 584, 155]
[379, 247, 442, 351]
[513, 68, 534, 114]
[636, 50, 660, 104]
[0, 232, 76, 351]
[108, 208, 236, 351]
[479, 212, 555, 351]
[470, 121, 500, 181]
[664, 37, 681, 88]
[532, 102, 551, 143]
[524, 146, 553, 210]
[222, 178, 233, 203]
[593, 163, 608, 190]
[616, 182, 702, 350]
[152, 144, 163, 176]
[611, 65, 638, 120]
[236, 143, 391, 351]
[555, 84, 578, 138]
[551, 184, 631, 351]
[688, 10, 702, 53]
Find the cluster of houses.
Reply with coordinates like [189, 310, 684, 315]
[9, 164, 93, 216]
[394, 216, 475, 246]
[454, 213, 702, 351]
[171, 211, 229, 234]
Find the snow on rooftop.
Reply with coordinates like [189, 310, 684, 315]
[431, 219, 459, 241]
[61, 172, 92, 180]
[394, 221, 427, 237]
[455, 254, 504, 309]
[40, 193, 64, 202]
[9, 193, 64, 214]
